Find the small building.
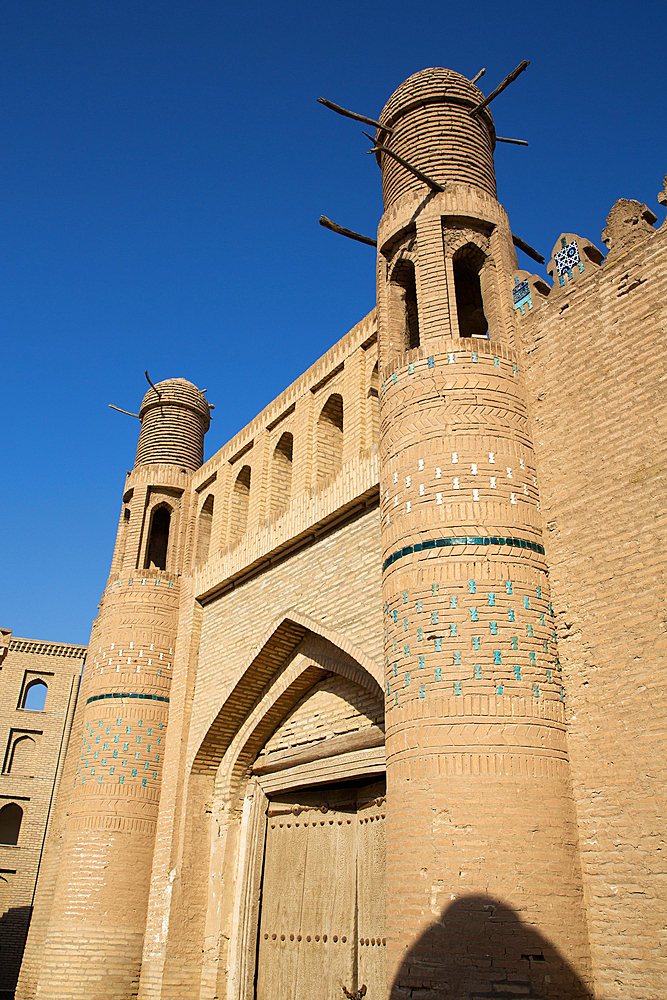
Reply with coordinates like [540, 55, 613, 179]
[0, 629, 83, 999]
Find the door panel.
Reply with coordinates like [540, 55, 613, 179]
[356, 781, 386, 1000]
[256, 788, 357, 1000]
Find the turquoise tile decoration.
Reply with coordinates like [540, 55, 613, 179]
[494, 651, 502, 664]
[454, 651, 461, 665]
[473, 636, 480, 650]
[533, 684, 540, 698]
[508, 608, 515, 622]
[435, 638, 442, 652]
[536, 586, 542, 598]
[404, 645, 409, 657]
[450, 595, 457, 609]
[470, 607, 479, 621]
[490, 622, 498, 635]
[497, 684, 503, 694]
[393, 609, 397, 622]
[543, 640, 548, 652]
[530, 652, 536, 665]
[420, 684, 425, 698]
[432, 611, 438, 624]
[409, 363, 414, 374]
[404, 617, 408, 631]
[546, 669, 552, 683]
[428, 356, 434, 368]
[418, 628, 423, 641]
[393, 663, 397, 677]
[468, 580, 476, 593]
[405, 672, 410, 686]
[432, 582, 438, 595]
[540, 613, 546, 625]
[505, 581, 513, 594]
[419, 655, 424, 668]
[494, 357, 499, 367]
[488, 593, 496, 606]
[472, 352, 478, 362]
[417, 599, 422, 612]
[403, 591, 408, 604]
[474, 665, 482, 679]
[450, 623, 457, 637]
[514, 665, 521, 680]
[511, 636, 518, 649]
[387, 682, 391, 696]
[435, 667, 441, 681]
[526, 624, 534, 637]
[454, 681, 462, 695]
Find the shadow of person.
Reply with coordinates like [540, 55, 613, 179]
[389, 894, 593, 1000]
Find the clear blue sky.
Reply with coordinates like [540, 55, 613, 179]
[2, 0, 665, 645]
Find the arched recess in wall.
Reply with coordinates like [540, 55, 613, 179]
[144, 504, 171, 571]
[196, 494, 215, 566]
[229, 465, 251, 543]
[389, 258, 420, 351]
[7, 736, 36, 775]
[21, 680, 47, 712]
[452, 243, 489, 338]
[317, 393, 344, 486]
[184, 620, 385, 1000]
[271, 432, 293, 516]
[368, 361, 379, 445]
[0, 803, 23, 846]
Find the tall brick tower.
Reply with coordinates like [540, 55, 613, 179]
[377, 70, 593, 997]
[29, 379, 210, 1000]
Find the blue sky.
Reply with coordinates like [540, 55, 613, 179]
[2, 0, 665, 644]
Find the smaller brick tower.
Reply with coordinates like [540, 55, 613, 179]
[24, 379, 210, 1000]
[376, 69, 593, 998]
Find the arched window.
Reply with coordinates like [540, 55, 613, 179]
[145, 505, 171, 570]
[271, 432, 293, 515]
[21, 680, 47, 712]
[230, 466, 251, 543]
[0, 804, 23, 846]
[8, 736, 36, 775]
[389, 259, 420, 351]
[317, 394, 344, 486]
[453, 244, 488, 338]
[195, 494, 215, 566]
[368, 362, 379, 445]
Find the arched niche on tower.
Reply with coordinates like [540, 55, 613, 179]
[143, 503, 172, 571]
[443, 222, 504, 343]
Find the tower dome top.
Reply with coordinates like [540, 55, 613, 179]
[135, 377, 211, 471]
[376, 67, 497, 208]
[378, 67, 495, 136]
[138, 377, 210, 424]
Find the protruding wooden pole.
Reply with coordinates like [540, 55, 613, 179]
[362, 132, 445, 193]
[469, 60, 530, 116]
[496, 136, 529, 146]
[512, 232, 545, 265]
[319, 216, 377, 247]
[470, 68, 486, 84]
[317, 97, 390, 133]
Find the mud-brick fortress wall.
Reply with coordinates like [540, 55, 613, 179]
[517, 214, 667, 998]
[0, 630, 84, 998]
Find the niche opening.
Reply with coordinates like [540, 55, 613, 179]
[453, 245, 488, 338]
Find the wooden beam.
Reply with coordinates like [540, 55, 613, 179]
[362, 131, 445, 193]
[470, 68, 486, 85]
[319, 215, 377, 247]
[317, 97, 390, 133]
[252, 725, 385, 775]
[496, 136, 529, 146]
[512, 232, 545, 265]
[469, 60, 530, 116]
[108, 404, 140, 418]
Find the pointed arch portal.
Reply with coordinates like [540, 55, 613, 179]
[189, 613, 386, 1000]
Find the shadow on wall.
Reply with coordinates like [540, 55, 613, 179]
[390, 895, 592, 1000]
[0, 904, 33, 995]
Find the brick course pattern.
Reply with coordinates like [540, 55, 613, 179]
[16, 65, 666, 1000]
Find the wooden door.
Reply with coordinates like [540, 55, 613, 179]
[255, 781, 386, 1000]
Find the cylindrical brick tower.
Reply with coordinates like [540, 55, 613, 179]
[377, 70, 593, 997]
[27, 379, 210, 1000]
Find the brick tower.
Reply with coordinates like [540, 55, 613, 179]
[27, 379, 210, 1000]
[377, 70, 593, 997]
